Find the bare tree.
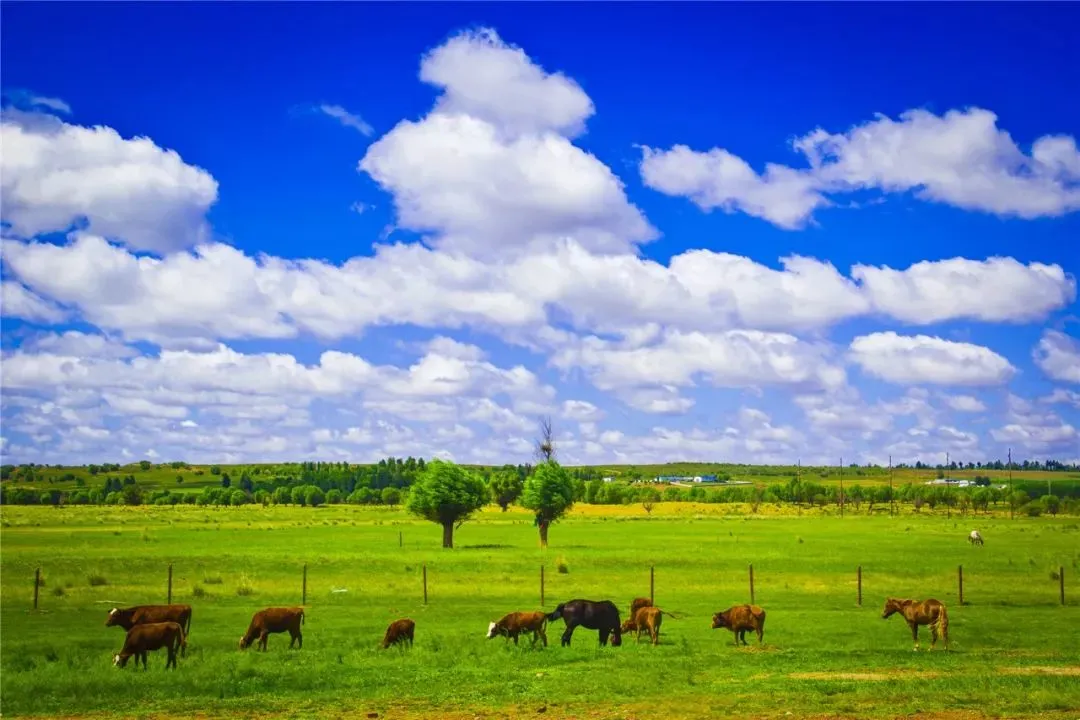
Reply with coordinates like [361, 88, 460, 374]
[534, 415, 556, 462]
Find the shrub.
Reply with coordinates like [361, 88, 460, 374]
[203, 576, 223, 585]
[87, 574, 108, 587]
[236, 574, 255, 596]
[52, 586, 66, 597]
[192, 584, 208, 598]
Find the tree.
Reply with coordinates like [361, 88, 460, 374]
[490, 469, 524, 511]
[1042, 494, 1061, 516]
[380, 486, 401, 506]
[534, 415, 556, 462]
[521, 460, 575, 548]
[139, 460, 152, 471]
[406, 460, 488, 549]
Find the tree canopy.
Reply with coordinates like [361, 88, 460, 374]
[521, 459, 575, 548]
[406, 459, 488, 548]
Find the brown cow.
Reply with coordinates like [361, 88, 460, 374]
[113, 621, 186, 669]
[487, 611, 548, 647]
[239, 607, 304, 651]
[629, 596, 652, 619]
[711, 604, 766, 646]
[106, 605, 192, 656]
[881, 597, 949, 651]
[382, 618, 415, 649]
[620, 605, 675, 646]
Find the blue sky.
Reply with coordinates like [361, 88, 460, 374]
[1, 3, 1078, 467]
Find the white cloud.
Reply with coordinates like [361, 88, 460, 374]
[852, 257, 1075, 325]
[0, 109, 218, 253]
[849, 332, 1016, 386]
[317, 104, 374, 136]
[1041, 388, 1080, 409]
[641, 107, 1080, 227]
[1033, 330, 1080, 384]
[561, 399, 605, 422]
[1, 281, 69, 323]
[941, 394, 988, 413]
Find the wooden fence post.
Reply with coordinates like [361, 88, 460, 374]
[399, 531, 403, 548]
[33, 567, 40, 610]
[857, 565, 862, 606]
[302, 564, 308, 605]
[1061, 566, 1065, 606]
[540, 565, 545, 607]
[958, 565, 964, 605]
[167, 563, 173, 604]
[423, 564, 428, 605]
[650, 565, 655, 605]
[749, 564, 755, 605]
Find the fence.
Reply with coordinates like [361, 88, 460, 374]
[28, 561, 1069, 611]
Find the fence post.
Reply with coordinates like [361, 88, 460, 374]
[749, 564, 755, 605]
[958, 565, 964, 605]
[540, 565, 545, 607]
[423, 563, 428, 605]
[399, 531, 403, 548]
[650, 565, 655, 605]
[1061, 566, 1065, 606]
[302, 564, 308, 605]
[167, 563, 173, 604]
[857, 565, 862, 607]
[33, 567, 40, 610]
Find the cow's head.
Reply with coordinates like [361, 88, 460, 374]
[486, 621, 498, 639]
[113, 653, 128, 668]
[711, 612, 730, 630]
[239, 634, 253, 650]
[620, 619, 635, 633]
[610, 628, 622, 647]
[105, 608, 120, 626]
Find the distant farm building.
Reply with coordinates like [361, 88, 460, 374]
[924, 478, 974, 487]
[652, 474, 720, 484]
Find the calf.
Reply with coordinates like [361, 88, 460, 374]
[106, 605, 192, 655]
[621, 606, 670, 646]
[711, 604, 766, 646]
[381, 618, 415, 649]
[113, 621, 186, 670]
[239, 607, 304, 651]
[487, 611, 548, 647]
[968, 530, 984, 546]
[629, 596, 652, 619]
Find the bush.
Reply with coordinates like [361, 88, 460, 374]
[88, 574, 108, 587]
[326, 489, 343, 505]
[192, 584, 208, 598]
[52, 586, 66, 597]
[236, 575, 255, 596]
[203, 576, 223, 585]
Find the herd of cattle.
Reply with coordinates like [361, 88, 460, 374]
[105, 590, 950, 669]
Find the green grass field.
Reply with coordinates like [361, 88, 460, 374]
[2, 503, 1079, 719]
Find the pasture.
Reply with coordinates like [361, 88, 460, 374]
[2, 502, 1079, 719]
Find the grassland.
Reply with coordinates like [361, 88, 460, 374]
[2, 502, 1079, 719]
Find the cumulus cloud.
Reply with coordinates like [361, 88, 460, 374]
[849, 332, 1016, 386]
[941, 394, 988, 413]
[641, 107, 1080, 227]
[1033, 330, 1080, 383]
[0, 109, 218, 253]
[1, 281, 69, 323]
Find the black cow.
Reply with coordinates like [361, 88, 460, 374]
[547, 599, 622, 647]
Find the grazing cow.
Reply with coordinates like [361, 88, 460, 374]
[547, 599, 622, 647]
[629, 596, 652, 619]
[239, 607, 304, 651]
[487, 611, 548, 647]
[968, 530, 984, 546]
[106, 604, 192, 656]
[711, 604, 766, 646]
[113, 621, 186, 670]
[381, 618, 415, 649]
[620, 605, 679, 646]
[881, 597, 949, 651]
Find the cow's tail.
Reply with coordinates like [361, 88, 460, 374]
[186, 609, 192, 637]
[660, 610, 683, 619]
[547, 604, 565, 622]
[937, 604, 949, 648]
[300, 609, 306, 625]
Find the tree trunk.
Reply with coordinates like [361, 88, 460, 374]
[442, 521, 454, 549]
[538, 521, 549, 548]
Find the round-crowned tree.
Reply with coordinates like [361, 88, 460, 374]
[406, 459, 488, 548]
[489, 468, 524, 512]
[521, 460, 575, 548]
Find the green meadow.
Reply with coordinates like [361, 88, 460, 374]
[2, 503, 1079, 719]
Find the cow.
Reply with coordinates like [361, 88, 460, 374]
[113, 621, 186, 670]
[629, 596, 652, 619]
[547, 599, 622, 647]
[487, 611, 548, 647]
[620, 605, 679, 646]
[711, 604, 766, 646]
[106, 604, 192, 656]
[239, 607, 304, 651]
[881, 597, 949, 651]
[381, 618, 415, 649]
[968, 530, 984, 546]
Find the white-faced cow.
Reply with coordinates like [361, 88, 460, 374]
[968, 530, 984, 546]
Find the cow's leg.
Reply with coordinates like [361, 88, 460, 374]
[561, 622, 576, 647]
[260, 631, 269, 651]
[599, 628, 610, 646]
[539, 625, 548, 647]
[757, 625, 764, 645]
[513, 633, 519, 645]
[909, 621, 919, 651]
[930, 623, 939, 650]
